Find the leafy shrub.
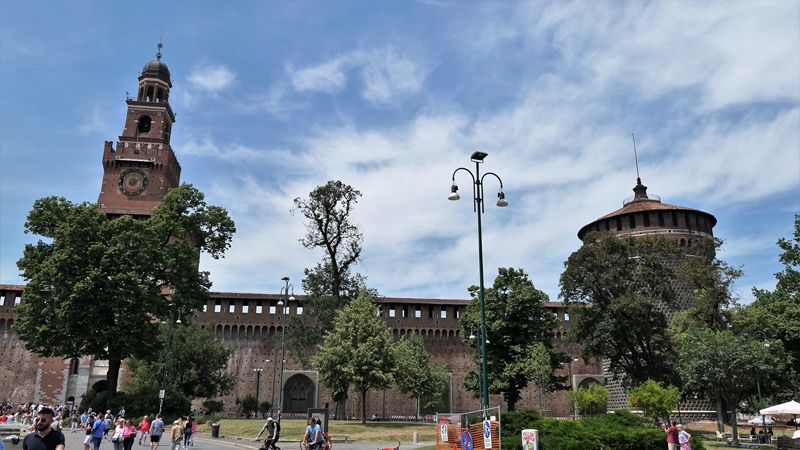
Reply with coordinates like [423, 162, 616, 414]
[627, 379, 681, 424]
[202, 399, 224, 415]
[499, 409, 706, 450]
[235, 394, 258, 418]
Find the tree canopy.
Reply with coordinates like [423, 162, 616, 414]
[294, 180, 364, 304]
[461, 267, 566, 411]
[314, 291, 395, 423]
[627, 379, 681, 424]
[673, 327, 787, 445]
[559, 232, 680, 387]
[15, 184, 235, 403]
[126, 322, 234, 400]
[289, 180, 367, 417]
[734, 214, 800, 401]
[394, 334, 449, 416]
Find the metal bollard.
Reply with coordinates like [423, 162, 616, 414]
[413, 432, 419, 444]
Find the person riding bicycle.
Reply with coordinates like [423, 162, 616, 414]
[260, 418, 280, 450]
[301, 417, 324, 450]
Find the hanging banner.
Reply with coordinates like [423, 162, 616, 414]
[483, 419, 492, 449]
[521, 429, 538, 450]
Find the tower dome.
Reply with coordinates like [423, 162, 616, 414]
[577, 178, 717, 245]
[141, 58, 171, 83]
[138, 43, 172, 87]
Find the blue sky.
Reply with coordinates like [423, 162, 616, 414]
[1, 1, 798, 303]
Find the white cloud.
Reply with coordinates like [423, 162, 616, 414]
[287, 47, 429, 104]
[187, 64, 236, 93]
[289, 57, 352, 94]
[360, 48, 429, 104]
[180, 136, 297, 164]
[521, 2, 800, 111]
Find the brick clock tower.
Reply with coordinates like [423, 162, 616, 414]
[98, 46, 181, 217]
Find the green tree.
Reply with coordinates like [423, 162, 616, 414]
[673, 327, 787, 445]
[517, 342, 553, 411]
[290, 180, 366, 418]
[118, 357, 192, 418]
[15, 185, 235, 404]
[126, 322, 234, 400]
[627, 379, 681, 424]
[461, 267, 566, 411]
[202, 399, 224, 415]
[235, 394, 259, 418]
[294, 180, 364, 303]
[566, 383, 609, 416]
[678, 238, 742, 330]
[735, 214, 800, 401]
[394, 334, 449, 418]
[314, 291, 395, 423]
[560, 232, 679, 387]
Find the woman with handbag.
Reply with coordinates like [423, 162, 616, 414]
[123, 419, 137, 450]
[112, 418, 125, 450]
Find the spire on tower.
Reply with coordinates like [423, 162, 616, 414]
[632, 133, 641, 185]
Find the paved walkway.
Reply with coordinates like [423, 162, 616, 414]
[190, 433, 435, 450]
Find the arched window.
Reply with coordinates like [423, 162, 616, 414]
[137, 116, 152, 133]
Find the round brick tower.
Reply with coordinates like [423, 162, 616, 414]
[578, 178, 716, 244]
[577, 178, 717, 414]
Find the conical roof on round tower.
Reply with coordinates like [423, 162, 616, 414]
[577, 178, 717, 242]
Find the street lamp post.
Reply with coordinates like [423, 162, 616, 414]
[277, 277, 294, 423]
[159, 307, 181, 415]
[750, 331, 770, 442]
[449, 151, 508, 412]
[567, 357, 579, 419]
[268, 358, 277, 413]
[254, 368, 263, 415]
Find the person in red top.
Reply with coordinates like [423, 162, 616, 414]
[662, 420, 678, 450]
[137, 416, 150, 446]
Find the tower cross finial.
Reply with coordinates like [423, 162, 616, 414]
[156, 31, 164, 60]
[632, 133, 641, 184]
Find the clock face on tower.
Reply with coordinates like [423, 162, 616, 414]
[118, 168, 149, 196]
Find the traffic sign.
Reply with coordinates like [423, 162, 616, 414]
[483, 419, 492, 449]
[461, 431, 473, 450]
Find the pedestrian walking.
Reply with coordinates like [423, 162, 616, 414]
[138, 416, 150, 446]
[123, 419, 137, 450]
[182, 418, 193, 448]
[112, 418, 125, 450]
[83, 417, 94, 450]
[22, 407, 65, 450]
[169, 421, 183, 450]
[149, 415, 164, 450]
[71, 412, 79, 433]
[91, 413, 106, 450]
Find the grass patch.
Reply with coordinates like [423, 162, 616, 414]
[197, 419, 437, 443]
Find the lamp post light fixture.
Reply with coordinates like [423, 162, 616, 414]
[253, 368, 263, 412]
[750, 330, 770, 442]
[267, 358, 276, 412]
[449, 151, 508, 412]
[277, 277, 294, 423]
[567, 357, 579, 419]
[159, 306, 181, 415]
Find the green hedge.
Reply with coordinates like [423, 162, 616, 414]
[500, 410, 706, 450]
